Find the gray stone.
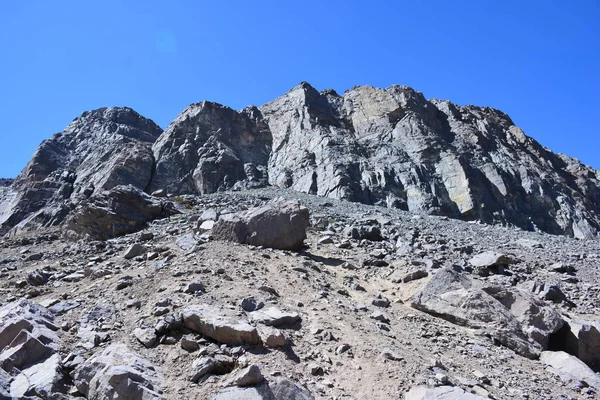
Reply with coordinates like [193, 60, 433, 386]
[0, 299, 59, 353]
[405, 385, 486, 399]
[124, 243, 146, 259]
[199, 220, 215, 231]
[184, 281, 206, 294]
[259, 83, 600, 239]
[9, 353, 67, 399]
[189, 356, 235, 383]
[200, 208, 219, 222]
[148, 102, 271, 196]
[183, 304, 260, 345]
[411, 268, 561, 358]
[64, 185, 179, 240]
[230, 364, 264, 387]
[250, 307, 301, 327]
[213, 200, 309, 250]
[72, 344, 163, 399]
[133, 327, 157, 348]
[48, 300, 80, 315]
[5, 83, 600, 240]
[578, 324, 600, 369]
[469, 251, 514, 276]
[212, 384, 274, 400]
[176, 233, 197, 251]
[241, 297, 264, 312]
[0, 107, 162, 236]
[371, 294, 390, 308]
[258, 326, 286, 348]
[541, 351, 600, 391]
[0, 329, 55, 372]
[402, 269, 428, 283]
[270, 378, 314, 400]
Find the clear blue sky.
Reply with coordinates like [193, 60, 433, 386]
[1, 1, 598, 178]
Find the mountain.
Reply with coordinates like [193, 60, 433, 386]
[2, 84, 600, 399]
[1, 82, 599, 239]
[0, 107, 162, 235]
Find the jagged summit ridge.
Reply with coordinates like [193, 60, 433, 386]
[1, 83, 600, 238]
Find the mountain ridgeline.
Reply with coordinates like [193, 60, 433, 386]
[1, 82, 599, 238]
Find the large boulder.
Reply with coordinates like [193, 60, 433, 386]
[541, 351, 600, 391]
[9, 354, 68, 399]
[0, 299, 60, 371]
[71, 344, 163, 400]
[64, 185, 179, 240]
[211, 378, 313, 400]
[182, 304, 260, 346]
[405, 386, 486, 399]
[0, 107, 162, 236]
[212, 200, 309, 250]
[411, 268, 563, 358]
[577, 324, 600, 370]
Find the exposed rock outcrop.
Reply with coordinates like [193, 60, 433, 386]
[72, 344, 163, 399]
[148, 102, 271, 195]
[411, 268, 564, 358]
[63, 184, 179, 240]
[212, 199, 309, 250]
[2, 83, 600, 239]
[0, 107, 162, 236]
[259, 83, 600, 239]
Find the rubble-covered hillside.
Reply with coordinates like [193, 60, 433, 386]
[1, 187, 600, 399]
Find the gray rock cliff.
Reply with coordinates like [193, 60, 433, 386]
[0, 107, 162, 235]
[148, 102, 271, 195]
[2, 83, 600, 239]
[258, 83, 600, 239]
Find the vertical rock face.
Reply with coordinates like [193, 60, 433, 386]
[148, 102, 272, 195]
[0, 107, 162, 235]
[258, 83, 600, 238]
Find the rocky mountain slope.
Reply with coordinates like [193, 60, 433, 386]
[0, 107, 162, 236]
[1, 188, 600, 399]
[1, 82, 600, 239]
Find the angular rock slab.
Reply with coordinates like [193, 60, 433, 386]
[405, 386, 487, 399]
[0, 299, 59, 352]
[213, 200, 309, 250]
[72, 344, 163, 400]
[541, 351, 600, 391]
[483, 286, 564, 349]
[270, 378, 315, 400]
[0, 330, 54, 372]
[183, 304, 260, 346]
[250, 307, 301, 327]
[10, 354, 68, 399]
[212, 383, 275, 400]
[64, 185, 179, 240]
[411, 268, 562, 358]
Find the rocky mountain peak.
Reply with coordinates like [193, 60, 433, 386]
[66, 106, 163, 144]
[0, 107, 162, 235]
[2, 82, 600, 239]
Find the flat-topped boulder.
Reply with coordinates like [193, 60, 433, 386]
[183, 304, 260, 346]
[212, 200, 309, 250]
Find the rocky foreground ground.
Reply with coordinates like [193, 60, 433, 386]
[1, 187, 600, 399]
